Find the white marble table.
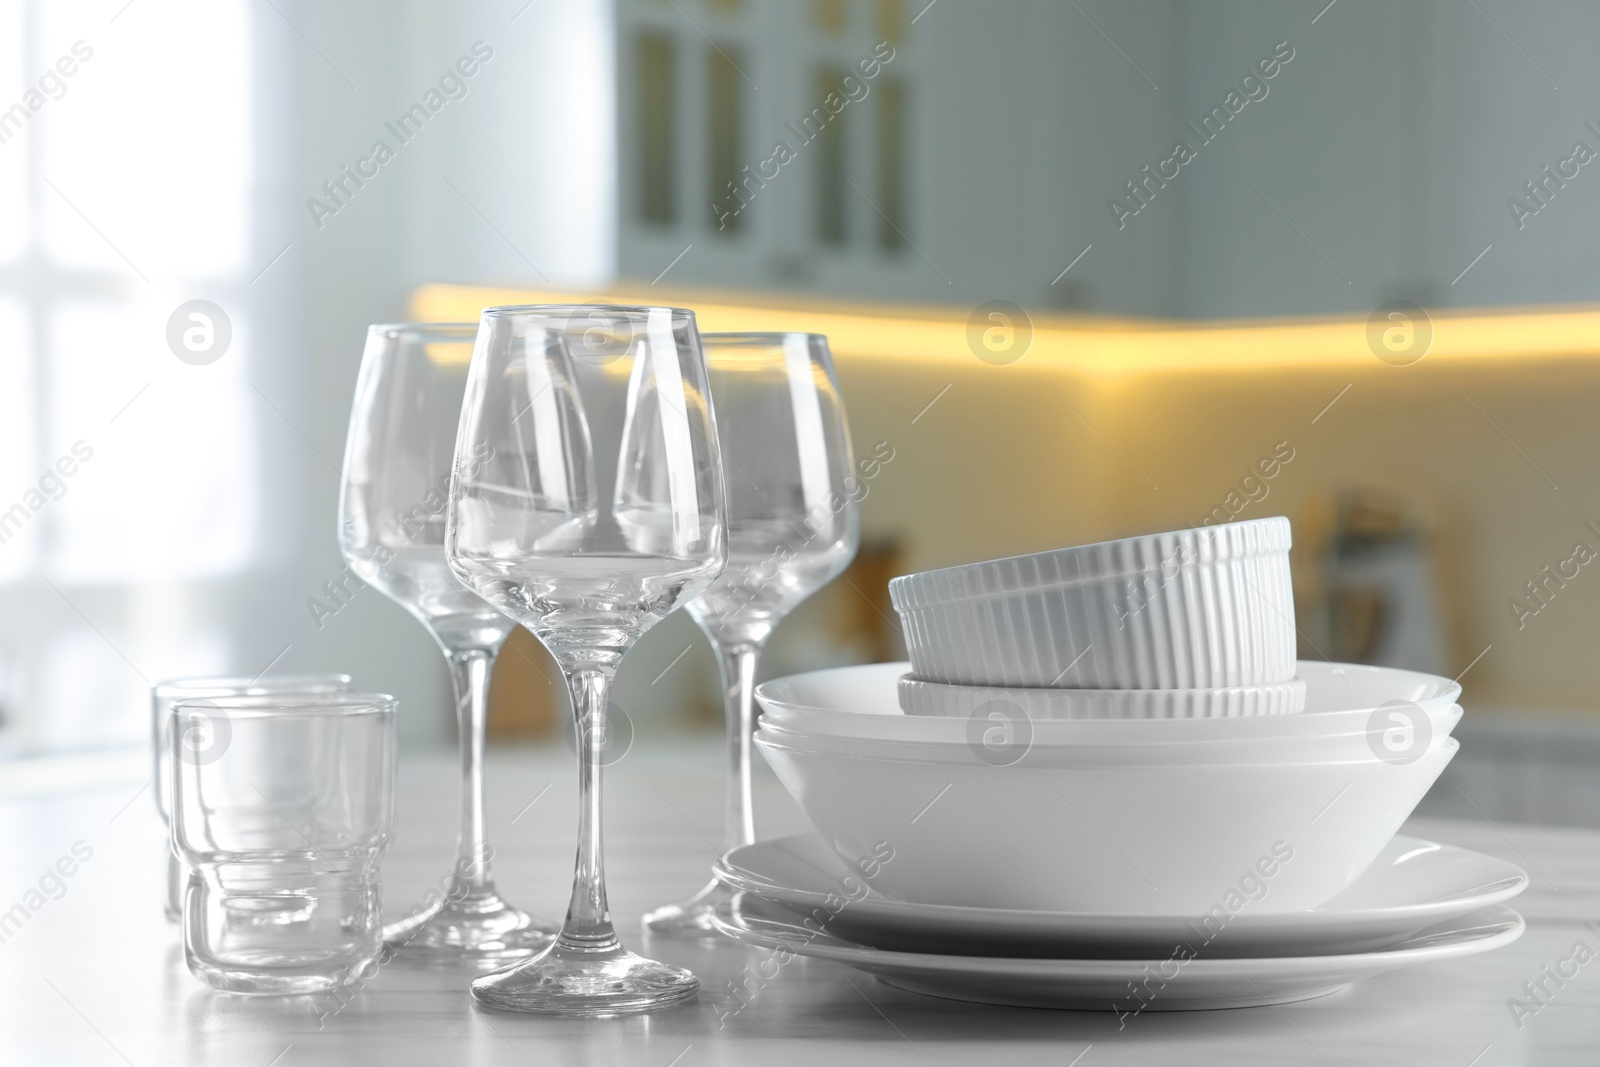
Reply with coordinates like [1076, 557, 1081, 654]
[2, 741, 1598, 1066]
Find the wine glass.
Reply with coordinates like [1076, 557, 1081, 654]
[338, 323, 557, 960]
[642, 332, 858, 939]
[448, 305, 727, 1015]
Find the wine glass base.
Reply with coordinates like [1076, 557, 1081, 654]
[642, 878, 740, 942]
[383, 892, 558, 962]
[470, 938, 699, 1016]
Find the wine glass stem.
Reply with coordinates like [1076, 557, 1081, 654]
[446, 648, 495, 896]
[561, 666, 616, 947]
[717, 643, 762, 851]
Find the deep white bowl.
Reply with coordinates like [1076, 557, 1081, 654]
[899, 675, 1306, 719]
[888, 517, 1295, 689]
[756, 661, 1459, 746]
[754, 732, 1459, 914]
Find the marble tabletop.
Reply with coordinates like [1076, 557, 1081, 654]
[2, 741, 1597, 1066]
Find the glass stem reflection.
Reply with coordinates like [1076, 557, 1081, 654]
[446, 648, 496, 899]
[560, 665, 616, 949]
[718, 643, 762, 850]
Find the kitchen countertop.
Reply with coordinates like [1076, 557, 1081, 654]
[2, 741, 1597, 1066]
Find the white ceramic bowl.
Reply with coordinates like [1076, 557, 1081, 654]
[888, 517, 1296, 689]
[754, 732, 1459, 914]
[899, 675, 1306, 719]
[755, 704, 1462, 764]
[757, 661, 1459, 746]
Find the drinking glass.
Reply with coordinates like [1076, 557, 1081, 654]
[152, 673, 351, 923]
[170, 691, 397, 994]
[643, 333, 858, 939]
[339, 323, 555, 959]
[448, 304, 727, 1015]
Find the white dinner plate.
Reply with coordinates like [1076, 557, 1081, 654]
[710, 894, 1524, 1011]
[714, 833, 1527, 958]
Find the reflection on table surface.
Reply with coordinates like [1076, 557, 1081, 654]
[0, 742, 1594, 1064]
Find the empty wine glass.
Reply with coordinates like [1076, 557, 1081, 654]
[643, 333, 858, 939]
[339, 322, 556, 960]
[448, 304, 727, 1015]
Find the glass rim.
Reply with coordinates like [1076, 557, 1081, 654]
[170, 691, 396, 718]
[366, 322, 477, 339]
[700, 331, 828, 346]
[480, 303, 697, 323]
[154, 673, 353, 698]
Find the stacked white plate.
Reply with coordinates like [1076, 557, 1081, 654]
[709, 519, 1526, 1010]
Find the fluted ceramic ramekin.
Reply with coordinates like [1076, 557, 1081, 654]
[887, 517, 1296, 689]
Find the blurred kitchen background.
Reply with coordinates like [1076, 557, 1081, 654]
[4, 0, 1600, 824]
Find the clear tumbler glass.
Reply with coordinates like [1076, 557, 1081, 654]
[170, 691, 397, 995]
[151, 674, 351, 923]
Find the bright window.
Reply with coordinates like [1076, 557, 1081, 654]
[0, 0, 257, 755]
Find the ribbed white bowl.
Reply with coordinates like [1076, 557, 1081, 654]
[898, 675, 1305, 720]
[888, 517, 1296, 689]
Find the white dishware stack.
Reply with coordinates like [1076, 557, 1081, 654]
[711, 516, 1527, 1010]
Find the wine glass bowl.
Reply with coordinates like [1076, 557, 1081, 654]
[684, 333, 857, 647]
[643, 332, 859, 941]
[451, 308, 724, 660]
[449, 305, 727, 1015]
[338, 322, 557, 961]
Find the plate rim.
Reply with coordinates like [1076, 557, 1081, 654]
[711, 896, 1526, 979]
[714, 831, 1530, 935]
